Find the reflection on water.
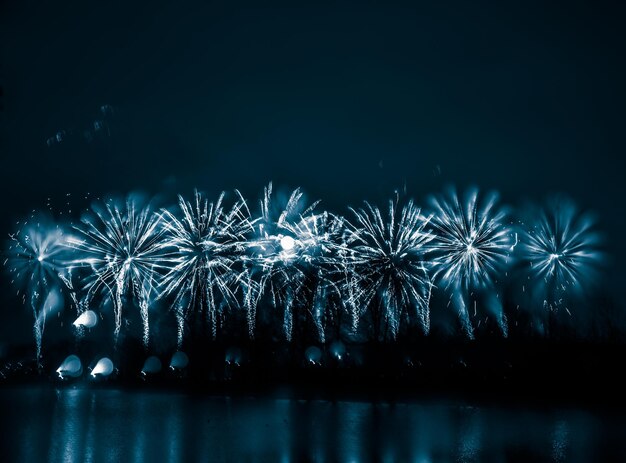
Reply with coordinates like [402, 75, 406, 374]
[0, 387, 625, 462]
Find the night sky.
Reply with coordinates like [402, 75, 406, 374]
[1, 0, 625, 343]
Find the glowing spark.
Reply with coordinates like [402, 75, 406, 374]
[56, 355, 82, 379]
[280, 235, 296, 252]
[73, 310, 98, 328]
[91, 357, 114, 377]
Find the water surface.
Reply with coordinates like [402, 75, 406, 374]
[0, 386, 624, 462]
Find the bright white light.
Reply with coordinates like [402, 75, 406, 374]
[73, 310, 98, 328]
[37, 255, 44, 262]
[91, 357, 114, 377]
[56, 355, 83, 379]
[280, 235, 295, 252]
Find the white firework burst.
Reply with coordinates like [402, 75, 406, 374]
[281, 209, 348, 343]
[343, 198, 434, 340]
[246, 183, 336, 341]
[428, 187, 512, 337]
[67, 196, 170, 346]
[159, 190, 253, 345]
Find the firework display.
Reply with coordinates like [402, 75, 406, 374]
[3, 185, 604, 358]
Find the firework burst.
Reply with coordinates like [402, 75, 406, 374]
[280, 209, 348, 342]
[246, 183, 337, 341]
[344, 198, 433, 340]
[520, 197, 602, 313]
[4, 216, 71, 361]
[427, 187, 512, 337]
[67, 196, 170, 346]
[159, 190, 253, 346]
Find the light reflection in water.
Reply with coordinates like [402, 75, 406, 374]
[0, 387, 624, 462]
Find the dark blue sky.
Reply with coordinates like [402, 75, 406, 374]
[1, 0, 625, 339]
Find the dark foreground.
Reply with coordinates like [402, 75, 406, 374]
[3, 338, 626, 407]
[1, 385, 625, 462]
[2, 339, 626, 461]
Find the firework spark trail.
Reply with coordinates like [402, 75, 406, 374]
[520, 197, 602, 315]
[427, 188, 512, 338]
[66, 196, 171, 346]
[4, 217, 72, 362]
[158, 190, 253, 345]
[343, 197, 434, 340]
